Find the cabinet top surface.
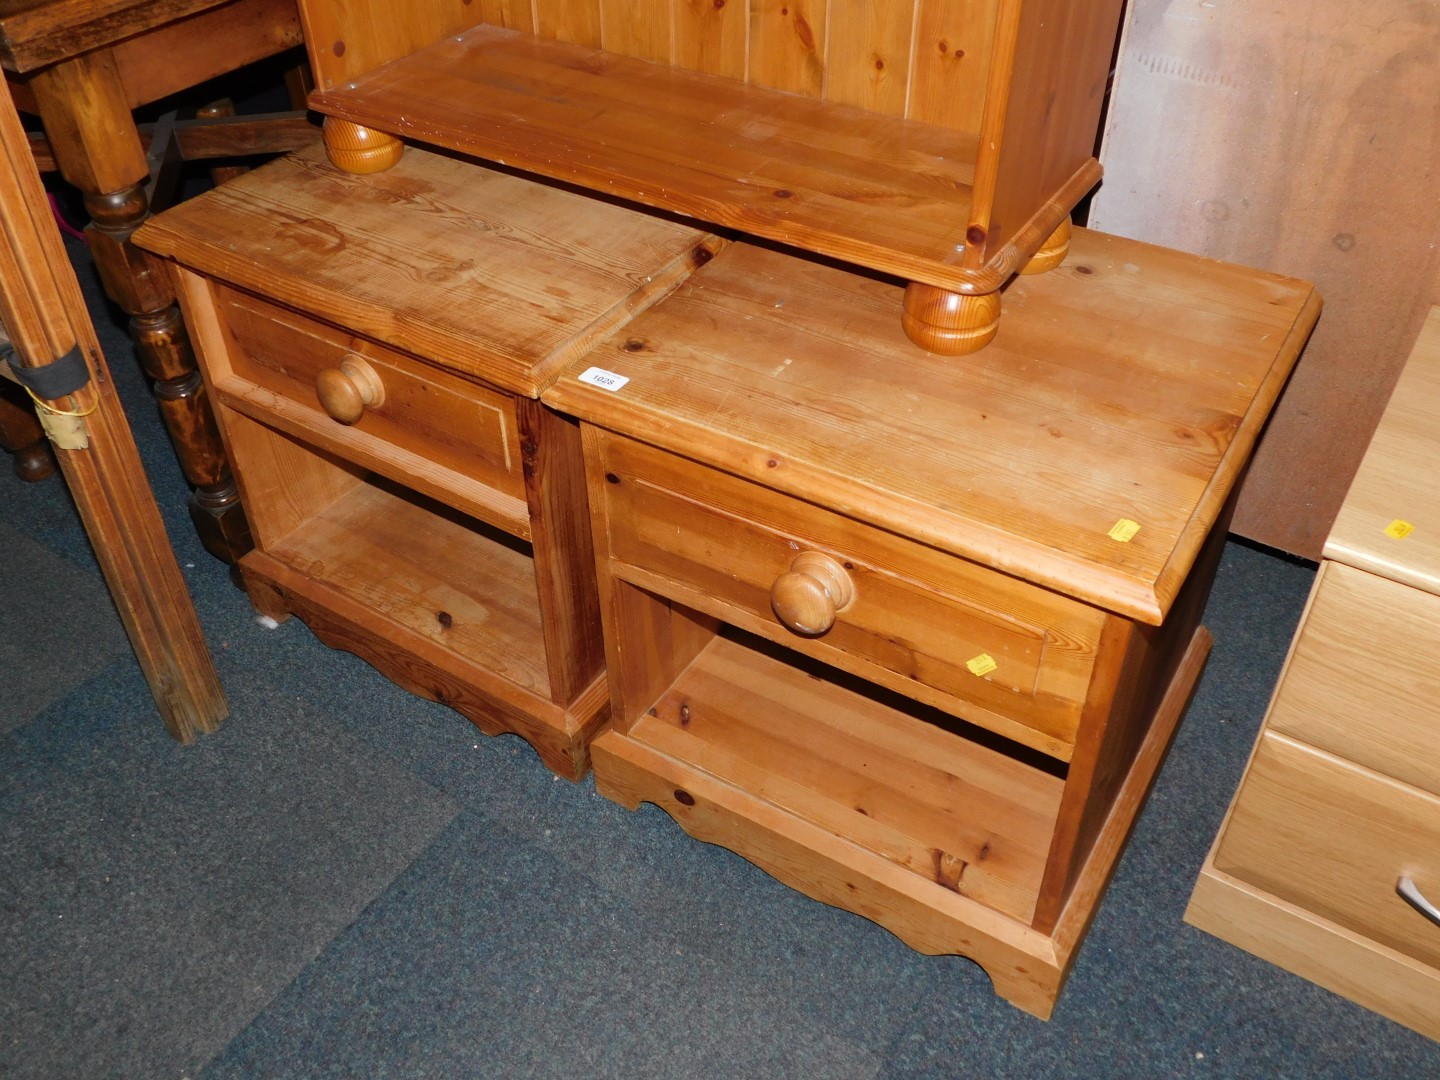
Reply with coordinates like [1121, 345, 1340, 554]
[545, 236, 1320, 623]
[1326, 305, 1440, 595]
[135, 143, 718, 398]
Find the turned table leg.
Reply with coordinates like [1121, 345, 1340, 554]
[0, 381, 56, 481]
[322, 118, 404, 174]
[30, 50, 251, 564]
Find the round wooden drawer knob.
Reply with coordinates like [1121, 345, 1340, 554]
[315, 354, 384, 425]
[770, 551, 855, 636]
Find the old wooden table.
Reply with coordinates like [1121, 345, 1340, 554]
[0, 0, 313, 563]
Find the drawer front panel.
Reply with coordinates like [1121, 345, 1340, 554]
[595, 433, 1105, 758]
[1268, 560, 1440, 796]
[214, 284, 524, 503]
[1214, 732, 1440, 970]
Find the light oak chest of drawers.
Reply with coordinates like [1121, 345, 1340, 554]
[544, 234, 1320, 1017]
[1186, 307, 1440, 1042]
[136, 143, 720, 780]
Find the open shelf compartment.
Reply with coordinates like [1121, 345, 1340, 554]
[606, 586, 1064, 926]
[229, 410, 553, 699]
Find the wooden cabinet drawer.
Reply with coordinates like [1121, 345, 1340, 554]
[1265, 560, 1440, 796]
[591, 431, 1106, 761]
[212, 283, 525, 513]
[1214, 732, 1440, 971]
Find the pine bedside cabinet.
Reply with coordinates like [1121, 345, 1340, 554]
[543, 233, 1320, 1018]
[1186, 306, 1440, 1042]
[135, 143, 721, 780]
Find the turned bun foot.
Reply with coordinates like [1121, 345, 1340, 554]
[901, 285, 1002, 355]
[12, 442, 57, 482]
[323, 118, 404, 174]
[1021, 218, 1072, 276]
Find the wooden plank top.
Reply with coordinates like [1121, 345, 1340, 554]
[545, 233, 1321, 624]
[1326, 306, 1440, 597]
[309, 23, 998, 293]
[135, 142, 721, 398]
[0, 0, 232, 71]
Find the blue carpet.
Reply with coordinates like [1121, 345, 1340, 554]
[0, 521, 129, 739]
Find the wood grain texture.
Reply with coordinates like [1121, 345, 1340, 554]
[631, 631, 1065, 924]
[172, 266, 533, 538]
[592, 622, 1210, 1019]
[1036, 512, 1223, 931]
[907, 0, 997, 134]
[982, 0, 1121, 258]
[107, 0, 302, 109]
[546, 233, 1319, 624]
[600, 0, 667, 62]
[593, 428, 1105, 761]
[592, 724, 1070, 1018]
[1187, 861, 1440, 1044]
[748, 0, 826, 96]
[823, 0, 911, 117]
[0, 75, 224, 740]
[1091, 0, 1440, 558]
[296, 0, 481, 90]
[1262, 561, 1440, 798]
[1212, 732, 1440, 972]
[217, 402, 607, 780]
[535, 0, 599, 47]
[136, 142, 721, 398]
[0, 0, 234, 71]
[28, 49, 147, 192]
[673, 0, 745, 82]
[309, 25, 990, 293]
[1326, 305, 1440, 596]
[214, 284, 527, 506]
[516, 396, 607, 707]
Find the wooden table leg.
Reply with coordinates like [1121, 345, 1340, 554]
[29, 49, 251, 564]
[0, 74, 225, 741]
[0, 379, 56, 480]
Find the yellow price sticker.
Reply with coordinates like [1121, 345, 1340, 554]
[1385, 519, 1415, 540]
[966, 653, 998, 677]
[1108, 518, 1142, 543]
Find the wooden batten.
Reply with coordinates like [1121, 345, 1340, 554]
[0, 75, 225, 741]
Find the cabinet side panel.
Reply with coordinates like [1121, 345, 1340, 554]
[980, 0, 1122, 252]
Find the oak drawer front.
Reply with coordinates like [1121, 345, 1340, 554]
[594, 433, 1104, 759]
[1214, 732, 1440, 970]
[1266, 561, 1440, 796]
[213, 284, 524, 503]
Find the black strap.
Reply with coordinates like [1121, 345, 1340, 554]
[3, 343, 91, 399]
